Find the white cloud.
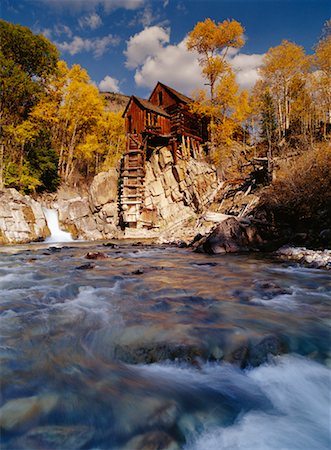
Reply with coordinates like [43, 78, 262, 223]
[134, 39, 204, 95]
[124, 26, 264, 94]
[79, 12, 102, 30]
[54, 24, 73, 38]
[39, 28, 53, 39]
[229, 53, 264, 88]
[35, 24, 72, 40]
[98, 75, 120, 92]
[125, 26, 170, 69]
[57, 33, 120, 58]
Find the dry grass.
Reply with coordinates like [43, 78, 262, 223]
[260, 143, 331, 228]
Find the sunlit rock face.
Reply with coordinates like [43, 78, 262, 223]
[55, 169, 120, 241]
[143, 147, 218, 229]
[0, 188, 49, 244]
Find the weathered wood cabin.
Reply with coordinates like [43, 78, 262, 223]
[120, 82, 209, 228]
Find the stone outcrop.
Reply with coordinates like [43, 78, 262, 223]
[0, 189, 49, 244]
[193, 216, 263, 254]
[55, 169, 119, 240]
[0, 156, 219, 243]
[142, 147, 218, 230]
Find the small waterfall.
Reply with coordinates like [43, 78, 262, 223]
[43, 207, 74, 243]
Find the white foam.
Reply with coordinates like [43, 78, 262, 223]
[185, 355, 331, 450]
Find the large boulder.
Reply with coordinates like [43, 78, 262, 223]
[194, 217, 263, 254]
[0, 189, 49, 244]
[89, 169, 118, 211]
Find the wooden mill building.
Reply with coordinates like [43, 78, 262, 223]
[120, 82, 209, 227]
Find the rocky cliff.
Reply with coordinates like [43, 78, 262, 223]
[0, 189, 49, 244]
[0, 154, 220, 244]
[141, 147, 218, 231]
[46, 168, 119, 241]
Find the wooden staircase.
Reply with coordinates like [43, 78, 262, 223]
[119, 134, 146, 227]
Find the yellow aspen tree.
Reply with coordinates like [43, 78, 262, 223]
[259, 40, 310, 141]
[187, 18, 244, 147]
[314, 19, 331, 138]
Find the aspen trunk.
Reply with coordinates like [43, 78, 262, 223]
[64, 122, 77, 182]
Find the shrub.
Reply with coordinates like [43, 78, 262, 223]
[260, 143, 331, 229]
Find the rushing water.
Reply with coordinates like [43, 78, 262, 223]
[43, 208, 74, 243]
[0, 242, 330, 450]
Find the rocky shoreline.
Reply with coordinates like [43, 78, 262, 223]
[1, 169, 330, 271]
[275, 246, 331, 270]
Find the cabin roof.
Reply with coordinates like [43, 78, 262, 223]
[149, 81, 193, 105]
[123, 95, 171, 118]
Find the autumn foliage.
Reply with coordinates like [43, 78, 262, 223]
[0, 20, 125, 193]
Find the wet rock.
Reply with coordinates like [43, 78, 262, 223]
[0, 394, 58, 431]
[114, 342, 206, 365]
[121, 431, 180, 450]
[276, 246, 331, 269]
[127, 266, 164, 276]
[253, 280, 291, 299]
[103, 242, 119, 248]
[132, 268, 145, 275]
[193, 262, 218, 267]
[48, 246, 62, 253]
[9, 425, 94, 450]
[76, 262, 95, 270]
[147, 401, 179, 429]
[195, 217, 263, 254]
[247, 335, 286, 367]
[85, 252, 109, 260]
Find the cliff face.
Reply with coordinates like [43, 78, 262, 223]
[0, 155, 219, 244]
[142, 147, 218, 229]
[0, 189, 49, 244]
[100, 92, 130, 113]
[54, 169, 119, 241]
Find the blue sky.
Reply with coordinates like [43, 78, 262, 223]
[1, 0, 330, 98]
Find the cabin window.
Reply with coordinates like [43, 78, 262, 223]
[153, 114, 158, 126]
[158, 91, 163, 106]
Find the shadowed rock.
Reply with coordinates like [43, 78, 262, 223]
[194, 217, 263, 254]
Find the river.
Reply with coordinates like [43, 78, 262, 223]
[0, 241, 330, 449]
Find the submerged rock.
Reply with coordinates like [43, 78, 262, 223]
[76, 262, 95, 270]
[247, 335, 286, 367]
[0, 394, 58, 432]
[9, 425, 94, 450]
[121, 431, 180, 450]
[85, 251, 109, 260]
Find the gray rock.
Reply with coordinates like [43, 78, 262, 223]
[89, 169, 118, 210]
[159, 147, 174, 169]
[0, 394, 58, 431]
[121, 431, 180, 450]
[0, 189, 49, 244]
[196, 217, 263, 254]
[10, 425, 94, 450]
